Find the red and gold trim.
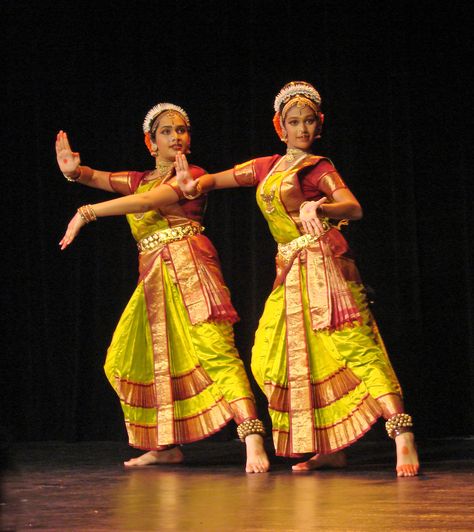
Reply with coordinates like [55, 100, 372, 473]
[109, 171, 133, 195]
[170, 239, 212, 324]
[265, 366, 362, 413]
[285, 254, 315, 452]
[318, 171, 347, 198]
[125, 398, 233, 449]
[113, 364, 221, 408]
[228, 397, 259, 425]
[143, 258, 175, 446]
[233, 160, 258, 186]
[271, 393, 382, 456]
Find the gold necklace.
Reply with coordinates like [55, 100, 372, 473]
[285, 147, 310, 162]
[144, 159, 174, 182]
[155, 158, 174, 177]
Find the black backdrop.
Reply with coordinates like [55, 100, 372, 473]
[1, 0, 472, 443]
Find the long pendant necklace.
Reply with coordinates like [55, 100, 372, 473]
[259, 151, 309, 214]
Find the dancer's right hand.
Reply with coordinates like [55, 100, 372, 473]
[175, 152, 197, 196]
[56, 131, 81, 176]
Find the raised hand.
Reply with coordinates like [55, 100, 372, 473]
[300, 197, 328, 236]
[175, 152, 197, 195]
[56, 130, 81, 176]
[59, 212, 86, 250]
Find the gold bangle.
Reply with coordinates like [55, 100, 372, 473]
[316, 204, 325, 218]
[78, 204, 97, 224]
[63, 167, 81, 182]
[183, 188, 202, 200]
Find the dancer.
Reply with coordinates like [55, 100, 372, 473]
[175, 82, 419, 477]
[57, 102, 269, 473]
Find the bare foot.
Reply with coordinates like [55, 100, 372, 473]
[395, 432, 419, 477]
[124, 447, 184, 467]
[245, 434, 270, 473]
[292, 451, 347, 472]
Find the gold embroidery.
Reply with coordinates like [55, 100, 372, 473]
[270, 393, 383, 456]
[143, 259, 174, 446]
[276, 221, 331, 266]
[137, 222, 204, 252]
[260, 184, 277, 213]
[285, 254, 315, 453]
[170, 239, 211, 325]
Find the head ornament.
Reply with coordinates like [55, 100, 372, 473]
[143, 102, 191, 155]
[273, 81, 323, 140]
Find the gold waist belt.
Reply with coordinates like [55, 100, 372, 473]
[137, 223, 204, 253]
[277, 220, 333, 266]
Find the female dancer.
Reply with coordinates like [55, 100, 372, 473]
[175, 82, 419, 477]
[57, 102, 269, 473]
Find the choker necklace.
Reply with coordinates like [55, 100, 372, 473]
[285, 147, 310, 162]
[144, 159, 174, 182]
[155, 159, 174, 177]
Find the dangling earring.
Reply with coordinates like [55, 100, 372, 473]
[151, 144, 158, 157]
[316, 113, 324, 139]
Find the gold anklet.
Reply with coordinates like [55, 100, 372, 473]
[237, 418, 266, 442]
[385, 413, 413, 439]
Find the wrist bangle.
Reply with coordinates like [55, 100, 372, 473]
[183, 188, 202, 200]
[77, 204, 97, 224]
[63, 165, 94, 183]
[316, 205, 326, 218]
[63, 167, 81, 182]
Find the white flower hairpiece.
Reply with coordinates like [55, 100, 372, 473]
[274, 82, 322, 112]
[142, 102, 190, 133]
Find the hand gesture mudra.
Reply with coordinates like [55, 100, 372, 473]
[300, 197, 328, 236]
[56, 130, 80, 176]
[175, 152, 197, 195]
[59, 212, 86, 250]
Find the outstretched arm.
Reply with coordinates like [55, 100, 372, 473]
[56, 131, 116, 192]
[59, 182, 180, 250]
[175, 152, 238, 195]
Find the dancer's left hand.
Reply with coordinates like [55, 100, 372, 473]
[59, 212, 86, 250]
[300, 197, 327, 236]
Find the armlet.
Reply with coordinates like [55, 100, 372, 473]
[109, 171, 132, 195]
[319, 171, 347, 198]
[233, 160, 258, 187]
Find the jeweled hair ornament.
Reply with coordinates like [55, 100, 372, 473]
[274, 82, 321, 113]
[143, 102, 191, 155]
[273, 81, 323, 140]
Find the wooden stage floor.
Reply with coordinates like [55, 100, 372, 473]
[1, 437, 473, 531]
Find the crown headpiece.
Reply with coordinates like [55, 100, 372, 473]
[272, 81, 323, 141]
[142, 102, 190, 155]
[143, 102, 190, 134]
[274, 82, 321, 113]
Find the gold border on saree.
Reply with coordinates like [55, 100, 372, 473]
[137, 222, 204, 253]
[277, 219, 349, 266]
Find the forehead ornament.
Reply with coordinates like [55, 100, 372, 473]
[143, 102, 190, 134]
[272, 82, 323, 141]
[142, 102, 191, 156]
